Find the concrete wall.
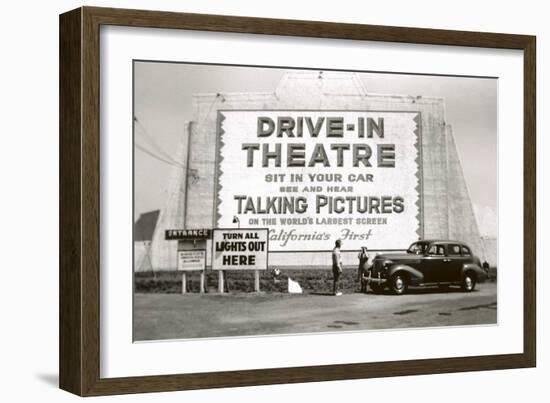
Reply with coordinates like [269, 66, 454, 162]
[134, 241, 153, 272]
[480, 236, 498, 267]
[445, 125, 486, 260]
[149, 123, 191, 270]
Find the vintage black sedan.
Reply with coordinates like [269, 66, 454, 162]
[366, 240, 486, 295]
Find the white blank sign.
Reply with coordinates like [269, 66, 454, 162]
[177, 250, 206, 271]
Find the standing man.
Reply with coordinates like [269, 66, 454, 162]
[332, 239, 343, 296]
[357, 246, 369, 293]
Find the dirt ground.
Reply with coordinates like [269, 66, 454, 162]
[133, 283, 497, 341]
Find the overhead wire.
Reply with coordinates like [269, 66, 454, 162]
[134, 116, 186, 169]
[134, 93, 224, 264]
[134, 143, 185, 168]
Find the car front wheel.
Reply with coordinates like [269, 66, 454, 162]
[390, 273, 408, 295]
[461, 273, 476, 292]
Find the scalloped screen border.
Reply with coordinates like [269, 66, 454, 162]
[214, 111, 424, 243]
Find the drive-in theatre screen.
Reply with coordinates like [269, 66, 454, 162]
[216, 111, 421, 251]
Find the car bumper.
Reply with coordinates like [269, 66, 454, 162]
[366, 277, 387, 285]
[363, 271, 387, 284]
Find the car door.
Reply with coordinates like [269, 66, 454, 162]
[445, 244, 464, 282]
[422, 243, 447, 283]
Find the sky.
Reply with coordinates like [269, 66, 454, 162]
[134, 62, 497, 237]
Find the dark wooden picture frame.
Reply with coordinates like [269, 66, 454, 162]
[59, 6, 536, 396]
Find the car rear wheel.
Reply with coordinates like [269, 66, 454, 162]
[390, 273, 408, 295]
[461, 273, 476, 292]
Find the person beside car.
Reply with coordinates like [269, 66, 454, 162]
[332, 239, 343, 296]
[357, 246, 369, 293]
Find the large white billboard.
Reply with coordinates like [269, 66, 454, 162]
[216, 111, 422, 251]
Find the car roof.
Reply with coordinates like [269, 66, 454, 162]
[414, 240, 470, 246]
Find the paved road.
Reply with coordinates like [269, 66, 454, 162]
[134, 283, 497, 341]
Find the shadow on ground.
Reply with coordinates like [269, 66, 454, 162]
[35, 373, 58, 388]
[371, 286, 481, 296]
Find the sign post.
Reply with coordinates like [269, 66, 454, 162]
[177, 249, 207, 294]
[254, 270, 260, 293]
[199, 271, 205, 294]
[218, 271, 224, 294]
[165, 229, 212, 294]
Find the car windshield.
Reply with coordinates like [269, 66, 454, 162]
[407, 242, 428, 254]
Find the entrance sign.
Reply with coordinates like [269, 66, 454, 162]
[166, 229, 212, 240]
[216, 111, 422, 251]
[212, 229, 268, 270]
[177, 250, 206, 271]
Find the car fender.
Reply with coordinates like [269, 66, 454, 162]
[388, 264, 424, 284]
[461, 263, 486, 282]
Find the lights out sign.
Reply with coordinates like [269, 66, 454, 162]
[212, 229, 269, 270]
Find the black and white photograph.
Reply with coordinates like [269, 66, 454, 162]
[133, 62, 498, 341]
